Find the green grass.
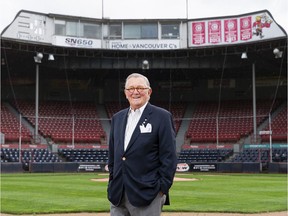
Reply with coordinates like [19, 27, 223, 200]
[166, 173, 287, 213]
[0, 173, 287, 214]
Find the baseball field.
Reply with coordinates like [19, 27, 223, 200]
[0, 173, 287, 215]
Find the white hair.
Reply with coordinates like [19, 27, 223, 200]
[125, 73, 150, 88]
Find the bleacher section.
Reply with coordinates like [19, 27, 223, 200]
[11, 101, 106, 144]
[260, 105, 287, 142]
[3, 100, 285, 146]
[58, 148, 108, 163]
[105, 101, 129, 119]
[1, 99, 287, 172]
[0, 104, 32, 143]
[185, 100, 281, 143]
[178, 148, 233, 163]
[2, 146, 286, 166]
[231, 148, 287, 163]
[1, 148, 62, 163]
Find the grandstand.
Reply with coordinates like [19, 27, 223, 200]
[1, 9, 287, 173]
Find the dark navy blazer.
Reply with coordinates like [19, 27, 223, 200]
[107, 103, 177, 207]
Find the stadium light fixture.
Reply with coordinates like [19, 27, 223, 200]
[273, 48, 283, 58]
[34, 52, 43, 63]
[48, 54, 55, 61]
[241, 52, 248, 59]
[142, 60, 149, 70]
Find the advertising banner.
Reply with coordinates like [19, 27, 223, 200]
[192, 22, 206, 45]
[108, 40, 180, 50]
[224, 19, 238, 42]
[191, 164, 217, 172]
[189, 10, 286, 47]
[176, 163, 218, 172]
[52, 36, 102, 48]
[208, 20, 221, 44]
[240, 16, 252, 41]
[78, 164, 104, 172]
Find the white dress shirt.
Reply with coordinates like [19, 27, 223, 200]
[124, 103, 147, 151]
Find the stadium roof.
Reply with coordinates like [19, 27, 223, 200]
[1, 9, 287, 80]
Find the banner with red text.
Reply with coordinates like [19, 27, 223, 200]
[189, 10, 286, 47]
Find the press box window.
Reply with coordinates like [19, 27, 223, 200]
[141, 24, 158, 39]
[161, 24, 180, 39]
[124, 24, 140, 39]
[55, 20, 66, 36]
[66, 21, 78, 36]
[109, 24, 122, 39]
[81, 23, 101, 39]
[124, 23, 158, 39]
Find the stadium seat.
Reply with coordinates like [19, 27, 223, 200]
[260, 105, 287, 143]
[186, 100, 281, 143]
[1, 104, 32, 143]
[177, 148, 233, 163]
[11, 101, 106, 144]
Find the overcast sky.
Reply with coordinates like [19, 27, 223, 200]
[1, 0, 287, 33]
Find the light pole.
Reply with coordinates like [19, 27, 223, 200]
[268, 114, 273, 163]
[241, 53, 257, 143]
[252, 62, 257, 142]
[33, 53, 43, 141]
[33, 53, 54, 143]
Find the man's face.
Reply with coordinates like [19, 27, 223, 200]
[124, 77, 152, 110]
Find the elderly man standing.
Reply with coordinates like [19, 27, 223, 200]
[108, 73, 177, 216]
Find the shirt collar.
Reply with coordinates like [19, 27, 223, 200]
[129, 102, 148, 115]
